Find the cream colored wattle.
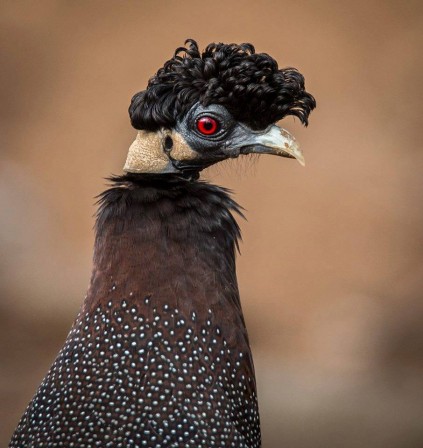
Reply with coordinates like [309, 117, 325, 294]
[123, 129, 198, 174]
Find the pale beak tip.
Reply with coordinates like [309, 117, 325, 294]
[278, 127, 306, 167]
[290, 145, 305, 167]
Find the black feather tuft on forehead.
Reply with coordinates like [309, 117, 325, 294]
[129, 39, 316, 131]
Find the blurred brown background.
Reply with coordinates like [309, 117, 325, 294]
[1, 1, 423, 447]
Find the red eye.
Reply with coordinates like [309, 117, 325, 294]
[196, 116, 219, 135]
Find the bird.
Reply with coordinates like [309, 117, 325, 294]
[9, 39, 315, 448]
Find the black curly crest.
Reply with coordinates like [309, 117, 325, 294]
[129, 39, 316, 131]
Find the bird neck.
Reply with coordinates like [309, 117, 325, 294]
[85, 174, 244, 324]
[10, 173, 261, 447]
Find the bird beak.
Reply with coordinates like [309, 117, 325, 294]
[234, 125, 305, 166]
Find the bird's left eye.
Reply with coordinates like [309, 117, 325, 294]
[196, 116, 219, 135]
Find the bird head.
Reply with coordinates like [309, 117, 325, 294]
[125, 39, 316, 178]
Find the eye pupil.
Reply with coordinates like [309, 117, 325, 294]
[197, 116, 219, 135]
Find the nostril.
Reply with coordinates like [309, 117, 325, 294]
[164, 136, 173, 152]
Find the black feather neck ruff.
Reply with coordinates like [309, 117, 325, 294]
[95, 173, 244, 256]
